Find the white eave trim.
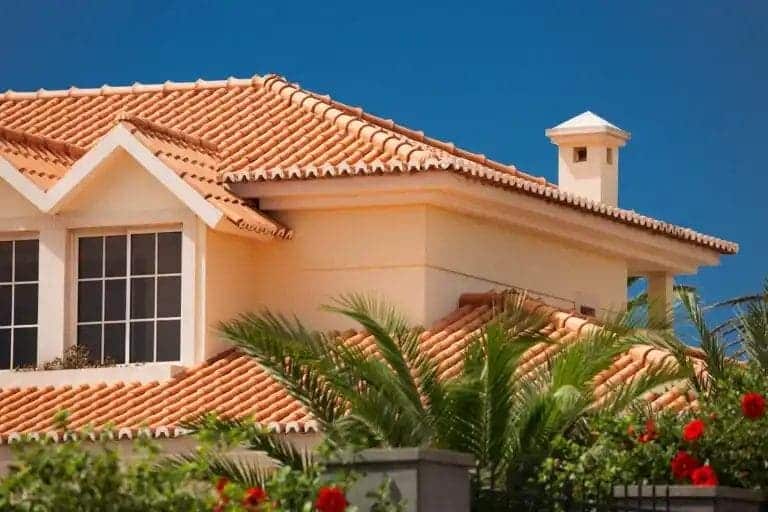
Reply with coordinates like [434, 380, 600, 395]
[0, 124, 225, 230]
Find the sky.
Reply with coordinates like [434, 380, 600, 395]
[0, 0, 766, 306]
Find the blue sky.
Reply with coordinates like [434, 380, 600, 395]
[1, 1, 765, 304]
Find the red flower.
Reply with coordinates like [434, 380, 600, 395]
[691, 465, 718, 487]
[243, 486, 268, 507]
[682, 419, 705, 442]
[315, 486, 348, 512]
[741, 392, 766, 420]
[670, 451, 700, 480]
[215, 476, 229, 494]
[638, 418, 658, 443]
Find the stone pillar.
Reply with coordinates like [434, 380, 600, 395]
[647, 271, 674, 326]
[613, 485, 766, 512]
[327, 448, 474, 512]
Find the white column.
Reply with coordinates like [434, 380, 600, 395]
[647, 272, 674, 326]
[179, 216, 198, 366]
[36, 224, 68, 365]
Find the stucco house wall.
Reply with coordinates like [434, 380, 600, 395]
[201, 203, 628, 359]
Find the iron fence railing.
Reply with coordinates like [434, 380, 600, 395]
[474, 482, 678, 512]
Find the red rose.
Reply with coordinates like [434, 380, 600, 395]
[682, 419, 705, 442]
[638, 418, 658, 443]
[243, 486, 268, 507]
[691, 465, 718, 487]
[315, 486, 348, 512]
[215, 476, 229, 494]
[670, 451, 700, 480]
[741, 392, 766, 420]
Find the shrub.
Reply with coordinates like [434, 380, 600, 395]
[539, 363, 768, 493]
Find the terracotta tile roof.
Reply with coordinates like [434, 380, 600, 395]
[0, 126, 85, 190]
[120, 116, 291, 238]
[0, 75, 736, 254]
[0, 291, 699, 444]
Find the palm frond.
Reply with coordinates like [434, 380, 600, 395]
[171, 451, 272, 487]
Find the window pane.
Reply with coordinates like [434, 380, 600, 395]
[129, 321, 154, 362]
[0, 242, 11, 282]
[130, 277, 155, 319]
[157, 232, 182, 274]
[156, 320, 180, 361]
[0, 285, 10, 326]
[0, 329, 9, 369]
[131, 234, 155, 275]
[14, 240, 38, 282]
[105, 236, 127, 277]
[78, 237, 103, 278]
[13, 327, 36, 368]
[104, 323, 126, 364]
[77, 324, 102, 364]
[105, 279, 127, 321]
[157, 276, 181, 318]
[78, 281, 103, 322]
[14, 284, 38, 325]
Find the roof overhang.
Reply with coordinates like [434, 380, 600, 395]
[231, 172, 724, 274]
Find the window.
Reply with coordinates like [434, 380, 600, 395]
[0, 239, 39, 369]
[606, 147, 613, 164]
[76, 231, 182, 364]
[573, 147, 588, 162]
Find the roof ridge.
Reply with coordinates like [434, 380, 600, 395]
[117, 114, 221, 154]
[0, 75, 265, 101]
[259, 74, 552, 188]
[0, 125, 86, 160]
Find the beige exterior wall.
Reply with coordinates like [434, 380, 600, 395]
[423, 207, 628, 318]
[202, 206, 430, 357]
[201, 204, 629, 358]
[0, 150, 202, 371]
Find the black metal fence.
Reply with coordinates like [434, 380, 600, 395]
[474, 482, 677, 512]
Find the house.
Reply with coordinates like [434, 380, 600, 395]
[0, 74, 736, 451]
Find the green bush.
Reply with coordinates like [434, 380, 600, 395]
[539, 364, 768, 493]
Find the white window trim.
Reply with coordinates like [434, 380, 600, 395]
[0, 234, 40, 369]
[70, 224, 185, 364]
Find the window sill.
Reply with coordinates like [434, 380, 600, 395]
[0, 362, 185, 388]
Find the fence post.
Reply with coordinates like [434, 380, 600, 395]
[326, 448, 474, 512]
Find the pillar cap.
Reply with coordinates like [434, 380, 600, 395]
[546, 111, 630, 144]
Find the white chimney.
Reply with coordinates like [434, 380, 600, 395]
[545, 111, 630, 206]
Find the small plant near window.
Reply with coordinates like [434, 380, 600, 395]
[13, 345, 118, 371]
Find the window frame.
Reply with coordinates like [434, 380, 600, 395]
[0, 232, 40, 370]
[72, 225, 183, 364]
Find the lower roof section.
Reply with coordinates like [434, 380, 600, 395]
[0, 291, 701, 444]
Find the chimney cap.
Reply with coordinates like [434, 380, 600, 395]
[546, 111, 630, 142]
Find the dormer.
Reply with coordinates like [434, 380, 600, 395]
[546, 111, 630, 206]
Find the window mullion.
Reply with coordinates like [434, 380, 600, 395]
[125, 234, 131, 364]
[101, 237, 106, 364]
[153, 234, 158, 362]
[9, 241, 14, 368]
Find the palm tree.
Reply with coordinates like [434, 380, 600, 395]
[666, 285, 768, 386]
[192, 293, 681, 500]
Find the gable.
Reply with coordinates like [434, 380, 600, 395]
[0, 178, 41, 219]
[58, 148, 186, 216]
